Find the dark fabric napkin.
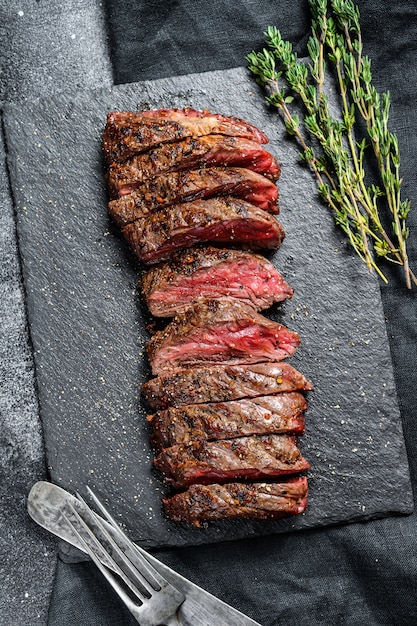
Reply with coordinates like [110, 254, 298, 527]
[47, 1, 417, 624]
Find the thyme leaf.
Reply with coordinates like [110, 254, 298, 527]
[247, 0, 416, 288]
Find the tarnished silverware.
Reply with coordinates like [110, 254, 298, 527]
[28, 481, 262, 626]
[62, 487, 185, 625]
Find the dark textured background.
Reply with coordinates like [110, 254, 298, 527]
[5, 68, 412, 550]
[1, 1, 416, 625]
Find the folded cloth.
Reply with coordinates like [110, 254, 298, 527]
[48, 0, 417, 624]
[104, 0, 310, 83]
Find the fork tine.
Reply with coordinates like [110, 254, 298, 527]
[71, 490, 185, 625]
[62, 509, 139, 613]
[65, 500, 154, 603]
[75, 492, 159, 597]
[60, 488, 186, 626]
[85, 486, 173, 592]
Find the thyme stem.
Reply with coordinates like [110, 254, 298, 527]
[247, 0, 415, 287]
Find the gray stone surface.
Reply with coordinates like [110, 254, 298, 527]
[0, 123, 56, 625]
[0, 1, 112, 104]
[3, 68, 412, 551]
[0, 2, 112, 624]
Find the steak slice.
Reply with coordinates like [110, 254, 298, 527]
[163, 476, 308, 525]
[154, 434, 310, 489]
[107, 135, 280, 197]
[148, 393, 307, 450]
[138, 108, 270, 139]
[141, 246, 294, 318]
[108, 167, 279, 227]
[103, 108, 269, 163]
[146, 298, 300, 375]
[121, 197, 285, 265]
[142, 362, 313, 410]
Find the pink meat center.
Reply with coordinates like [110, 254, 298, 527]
[154, 322, 299, 368]
[150, 260, 287, 304]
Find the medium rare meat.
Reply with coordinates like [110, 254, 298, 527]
[103, 108, 269, 163]
[122, 197, 285, 265]
[141, 246, 294, 318]
[154, 434, 310, 489]
[146, 298, 300, 374]
[108, 167, 279, 227]
[107, 135, 281, 197]
[148, 393, 307, 450]
[163, 476, 308, 525]
[142, 362, 313, 410]
[103, 107, 311, 523]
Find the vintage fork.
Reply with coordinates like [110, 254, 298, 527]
[62, 487, 185, 626]
[29, 481, 262, 626]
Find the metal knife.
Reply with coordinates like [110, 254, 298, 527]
[28, 481, 262, 626]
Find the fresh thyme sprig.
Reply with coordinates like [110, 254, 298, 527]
[247, 0, 416, 288]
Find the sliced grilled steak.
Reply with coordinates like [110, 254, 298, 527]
[108, 167, 279, 227]
[154, 434, 310, 489]
[142, 362, 313, 410]
[138, 108, 270, 141]
[141, 246, 293, 318]
[163, 476, 308, 525]
[148, 393, 307, 450]
[146, 298, 300, 375]
[122, 197, 285, 265]
[107, 135, 280, 197]
[103, 108, 269, 163]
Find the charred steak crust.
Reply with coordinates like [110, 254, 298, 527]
[108, 166, 279, 228]
[146, 297, 301, 374]
[162, 476, 308, 525]
[121, 197, 285, 265]
[140, 246, 294, 317]
[106, 135, 281, 197]
[148, 393, 308, 450]
[141, 362, 314, 411]
[154, 434, 310, 489]
[102, 108, 269, 163]
[103, 107, 312, 525]
[137, 108, 270, 142]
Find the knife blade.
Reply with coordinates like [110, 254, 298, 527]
[28, 481, 262, 626]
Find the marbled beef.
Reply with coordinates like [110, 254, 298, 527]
[108, 167, 279, 228]
[148, 393, 307, 450]
[154, 434, 310, 489]
[142, 362, 313, 410]
[163, 476, 308, 525]
[122, 197, 285, 265]
[140, 246, 293, 318]
[146, 298, 300, 375]
[102, 108, 269, 163]
[107, 135, 280, 197]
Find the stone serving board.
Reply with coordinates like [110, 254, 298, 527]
[3, 67, 413, 549]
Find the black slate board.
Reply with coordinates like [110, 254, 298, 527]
[4, 67, 413, 549]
